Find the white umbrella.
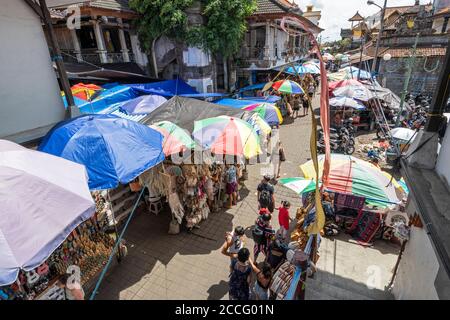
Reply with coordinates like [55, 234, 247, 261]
[0, 140, 95, 286]
[329, 97, 366, 110]
[390, 128, 417, 143]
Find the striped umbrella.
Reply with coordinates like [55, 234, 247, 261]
[246, 113, 272, 136]
[279, 177, 318, 195]
[70, 83, 102, 100]
[150, 121, 196, 156]
[193, 116, 261, 159]
[300, 154, 405, 207]
[272, 80, 305, 94]
[243, 103, 283, 126]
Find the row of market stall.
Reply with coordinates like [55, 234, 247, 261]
[1, 73, 311, 300]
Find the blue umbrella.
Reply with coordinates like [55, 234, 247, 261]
[118, 95, 167, 115]
[39, 114, 165, 190]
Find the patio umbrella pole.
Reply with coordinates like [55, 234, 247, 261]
[107, 190, 122, 262]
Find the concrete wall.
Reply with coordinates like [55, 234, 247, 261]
[393, 225, 440, 299]
[0, 0, 65, 142]
[378, 56, 444, 96]
[436, 121, 450, 187]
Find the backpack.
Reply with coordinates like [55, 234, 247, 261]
[252, 225, 266, 245]
[259, 189, 272, 208]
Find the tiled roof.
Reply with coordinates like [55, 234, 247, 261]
[88, 0, 134, 13]
[349, 11, 364, 22]
[48, 0, 134, 13]
[385, 47, 447, 58]
[255, 0, 301, 15]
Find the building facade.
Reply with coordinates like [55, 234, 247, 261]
[236, 0, 322, 86]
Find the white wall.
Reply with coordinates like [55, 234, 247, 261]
[187, 78, 213, 93]
[129, 32, 149, 68]
[0, 0, 65, 141]
[392, 226, 440, 300]
[436, 121, 450, 187]
[183, 47, 211, 67]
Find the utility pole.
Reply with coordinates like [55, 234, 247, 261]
[395, 33, 420, 128]
[38, 0, 75, 119]
[370, 0, 388, 74]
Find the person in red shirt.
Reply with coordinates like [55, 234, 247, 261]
[277, 201, 292, 242]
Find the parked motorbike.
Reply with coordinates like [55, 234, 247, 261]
[317, 127, 355, 155]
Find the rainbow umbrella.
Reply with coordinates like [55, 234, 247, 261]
[272, 80, 304, 95]
[193, 116, 261, 159]
[279, 177, 318, 195]
[246, 113, 272, 136]
[243, 103, 283, 126]
[150, 121, 196, 156]
[300, 154, 404, 207]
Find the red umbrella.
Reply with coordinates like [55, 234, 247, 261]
[329, 79, 364, 91]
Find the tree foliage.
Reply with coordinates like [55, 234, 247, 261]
[187, 0, 257, 57]
[129, 0, 257, 57]
[129, 0, 194, 52]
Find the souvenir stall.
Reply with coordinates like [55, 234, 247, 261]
[0, 193, 117, 300]
[138, 161, 227, 234]
[0, 140, 118, 300]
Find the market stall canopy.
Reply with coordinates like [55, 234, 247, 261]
[141, 96, 247, 132]
[243, 103, 283, 126]
[38, 114, 165, 190]
[78, 85, 141, 114]
[333, 84, 374, 102]
[329, 79, 364, 91]
[276, 64, 321, 75]
[300, 154, 404, 207]
[238, 83, 267, 93]
[241, 96, 281, 104]
[329, 97, 366, 110]
[272, 80, 305, 94]
[363, 82, 401, 110]
[150, 121, 196, 156]
[127, 79, 198, 97]
[0, 140, 95, 286]
[118, 95, 167, 115]
[193, 116, 261, 159]
[339, 66, 372, 80]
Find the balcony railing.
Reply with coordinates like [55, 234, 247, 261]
[61, 50, 136, 65]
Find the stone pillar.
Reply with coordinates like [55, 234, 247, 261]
[117, 18, 130, 62]
[70, 29, 83, 62]
[92, 19, 108, 64]
[250, 29, 256, 58]
[264, 20, 271, 60]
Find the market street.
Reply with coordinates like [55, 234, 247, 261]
[95, 95, 398, 300]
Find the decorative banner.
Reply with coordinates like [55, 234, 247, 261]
[280, 16, 330, 234]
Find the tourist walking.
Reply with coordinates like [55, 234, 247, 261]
[249, 260, 273, 300]
[257, 175, 275, 213]
[273, 141, 286, 179]
[225, 164, 238, 209]
[229, 248, 252, 300]
[252, 213, 275, 261]
[277, 200, 292, 242]
[292, 95, 301, 119]
[302, 94, 309, 116]
[221, 226, 245, 270]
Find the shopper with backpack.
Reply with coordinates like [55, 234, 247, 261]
[229, 248, 252, 300]
[252, 213, 275, 261]
[257, 175, 275, 213]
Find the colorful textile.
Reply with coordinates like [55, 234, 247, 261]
[278, 207, 290, 230]
[349, 210, 382, 245]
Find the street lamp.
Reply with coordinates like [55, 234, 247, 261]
[368, 0, 388, 74]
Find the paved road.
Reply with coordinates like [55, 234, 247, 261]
[96, 96, 397, 300]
